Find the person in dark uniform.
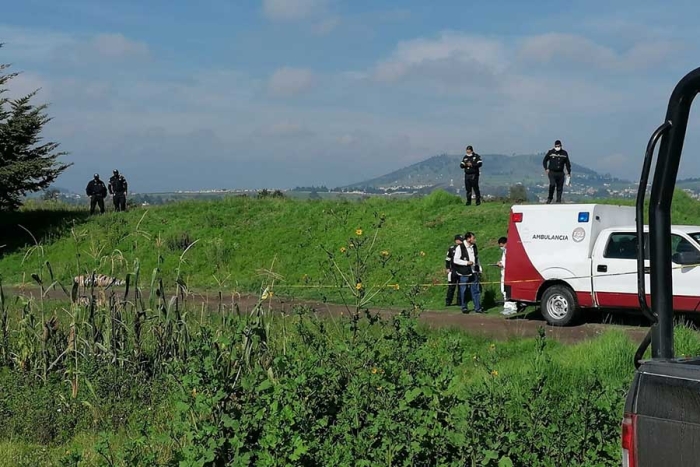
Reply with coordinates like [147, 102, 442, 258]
[445, 234, 464, 307]
[542, 140, 571, 204]
[460, 145, 482, 206]
[108, 169, 128, 212]
[86, 174, 107, 214]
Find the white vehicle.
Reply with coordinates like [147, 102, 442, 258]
[504, 203, 700, 325]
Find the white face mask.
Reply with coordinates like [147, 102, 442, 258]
[554, 146, 561, 151]
[500, 246, 505, 251]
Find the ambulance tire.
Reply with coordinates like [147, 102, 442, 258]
[541, 285, 580, 326]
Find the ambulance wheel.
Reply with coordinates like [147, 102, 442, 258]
[541, 285, 580, 326]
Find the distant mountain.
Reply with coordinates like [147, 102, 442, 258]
[343, 153, 622, 189]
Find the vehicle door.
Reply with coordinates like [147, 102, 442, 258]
[671, 234, 700, 312]
[592, 231, 647, 308]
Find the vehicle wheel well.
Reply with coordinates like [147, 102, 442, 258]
[537, 280, 574, 302]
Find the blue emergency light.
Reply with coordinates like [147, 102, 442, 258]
[578, 212, 590, 223]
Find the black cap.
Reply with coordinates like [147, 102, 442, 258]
[454, 234, 463, 241]
[113, 169, 119, 174]
[555, 140, 562, 146]
[93, 173, 99, 178]
[466, 145, 473, 150]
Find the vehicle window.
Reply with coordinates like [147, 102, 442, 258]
[604, 233, 699, 261]
[604, 233, 639, 260]
[671, 235, 700, 264]
[690, 232, 700, 245]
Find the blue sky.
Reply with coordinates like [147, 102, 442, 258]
[3, 0, 700, 192]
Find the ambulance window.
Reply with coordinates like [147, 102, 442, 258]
[604, 233, 642, 260]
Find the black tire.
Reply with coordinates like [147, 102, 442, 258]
[541, 284, 580, 326]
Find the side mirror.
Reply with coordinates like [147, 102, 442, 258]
[673, 250, 700, 266]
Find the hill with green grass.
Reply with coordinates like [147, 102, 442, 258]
[344, 153, 613, 189]
[2, 190, 700, 309]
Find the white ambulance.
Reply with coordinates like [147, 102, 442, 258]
[504, 204, 700, 326]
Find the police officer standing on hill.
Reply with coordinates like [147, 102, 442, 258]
[445, 234, 463, 307]
[109, 169, 128, 212]
[542, 139, 571, 204]
[460, 145, 482, 206]
[86, 174, 107, 214]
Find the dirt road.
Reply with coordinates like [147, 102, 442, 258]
[4, 286, 651, 345]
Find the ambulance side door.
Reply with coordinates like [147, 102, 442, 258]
[591, 231, 646, 308]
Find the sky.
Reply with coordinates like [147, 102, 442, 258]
[3, 0, 700, 192]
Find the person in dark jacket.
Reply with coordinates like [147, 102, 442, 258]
[542, 140, 571, 204]
[108, 169, 128, 212]
[452, 231, 483, 313]
[86, 174, 107, 214]
[460, 145, 482, 206]
[445, 234, 464, 307]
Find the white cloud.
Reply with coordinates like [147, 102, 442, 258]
[0, 25, 74, 61]
[313, 17, 340, 35]
[89, 33, 150, 61]
[373, 32, 508, 85]
[0, 26, 150, 66]
[267, 67, 315, 97]
[4, 72, 50, 100]
[517, 33, 675, 71]
[262, 0, 326, 21]
[256, 121, 314, 138]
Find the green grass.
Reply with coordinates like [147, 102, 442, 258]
[0, 191, 513, 309]
[2, 189, 700, 312]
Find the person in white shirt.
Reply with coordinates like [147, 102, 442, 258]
[452, 231, 483, 313]
[497, 236, 518, 315]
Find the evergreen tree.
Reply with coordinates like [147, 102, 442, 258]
[0, 44, 71, 210]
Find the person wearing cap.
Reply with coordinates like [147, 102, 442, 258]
[108, 169, 129, 212]
[445, 234, 464, 307]
[460, 145, 483, 206]
[85, 173, 107, 214]
[497, 236, 518, 315]
[542, 140, 571, 204]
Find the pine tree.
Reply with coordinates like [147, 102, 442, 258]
[0, 44, 71, 210]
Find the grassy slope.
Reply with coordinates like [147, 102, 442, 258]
[1, 190, 700, 309]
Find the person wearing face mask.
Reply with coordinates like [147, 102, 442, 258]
[542, 140, 571, 204]
[460, 145, 482, 206]
[497, 236, 518, 315]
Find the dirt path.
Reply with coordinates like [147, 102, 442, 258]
[3, 286, 651, 345]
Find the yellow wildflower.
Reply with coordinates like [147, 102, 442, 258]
[490, 370, 499, 377]
[356, 282, 363, 290]
[356, 229, 363, 236]
[340, 247, 347, 253]
[489, 344, 496, 351]
[371, 367, 378, 374]
[419, 251, 426, 257]
[192, 388, 198, 397]
[393, 284, 400, 291]
[380, 250, 390, 257]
